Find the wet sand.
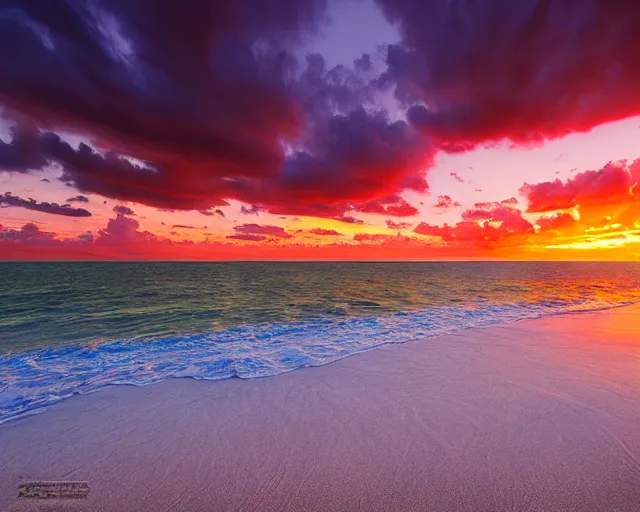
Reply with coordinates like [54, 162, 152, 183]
[1, 305, 640, 511]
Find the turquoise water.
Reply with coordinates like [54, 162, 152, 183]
[1, 262, 639, 422]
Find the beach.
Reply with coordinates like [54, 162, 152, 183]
[1, 304, 639, 511]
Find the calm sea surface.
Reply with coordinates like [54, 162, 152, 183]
[1, 262, 639, 422]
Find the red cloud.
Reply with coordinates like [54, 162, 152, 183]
[520, 160, 638, 213]
[415, 198, 533, 245]
[356, 195, 419, 217]
[433, 195, 461, 209]
[381, 1, 640, 146]
[461, 200, 534, 236]
[536, 213, 576, 232]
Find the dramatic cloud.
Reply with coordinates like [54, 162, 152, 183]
[308, 228, 343, 236]
[434, 195, 461, 209]
[0, 2, 435, 219]
[378, 0, 640, 146]
[1, 192, 92, 217]
[520, 160, 639, 213]
[172, 225, 197, 230]
[414, 199, 533, 246]
[386, 220, 412, 230]
[0, 128, 47, 172]
[232, 223, 293, 239]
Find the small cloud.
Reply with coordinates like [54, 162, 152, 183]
[240, 204, 263, 216]
[386, 220, 412, 230]
[113, 205, 135, 216]
[337, 215, 364, 224]
[66, 195, 89, 203]
[450, 172, 465, 184]
[198, 208, 225, 218]
[434, 195, 461, 209]
[226, 234, 268, 242]
[233, 223, 293, 239]
[1, 192, 92, 217]
[308, 228, 343, 236]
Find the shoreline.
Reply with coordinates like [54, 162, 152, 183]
[3, 299, 639, 426]
[1, 304, 640, 511]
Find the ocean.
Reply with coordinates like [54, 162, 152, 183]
[1, 261, 639, 422]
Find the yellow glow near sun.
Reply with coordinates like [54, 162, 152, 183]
[545, 230, 640, 250]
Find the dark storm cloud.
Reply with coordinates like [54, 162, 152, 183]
[0, 1, 435, 217]
[4, 0, 640, 220]
[376, 0, 640, 145]
[0, 127, 47, 172]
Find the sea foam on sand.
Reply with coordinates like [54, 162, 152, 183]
[1, 305, 639, 511]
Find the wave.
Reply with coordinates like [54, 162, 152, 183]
[0, 297, 637, 424]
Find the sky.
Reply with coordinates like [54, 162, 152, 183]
[1, 0, 640, 260]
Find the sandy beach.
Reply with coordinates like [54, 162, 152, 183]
[1, 305, 640, 511]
